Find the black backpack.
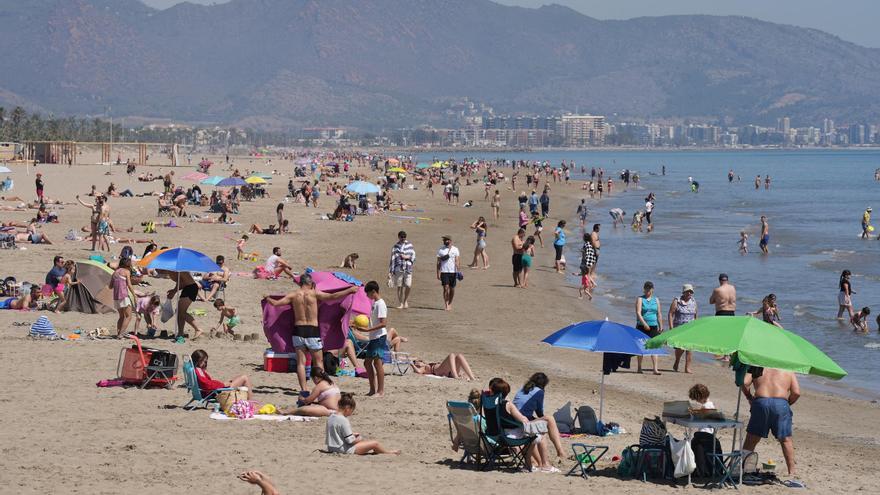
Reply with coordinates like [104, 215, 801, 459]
[322, 352, 340, 375]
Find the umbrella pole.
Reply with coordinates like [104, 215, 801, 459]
[599, 371, 605, 423]
[732, 388, 742, 453]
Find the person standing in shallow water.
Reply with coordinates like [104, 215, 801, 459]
[759, 216, 770, 254]
[669, 284, 698, 373]
[837, 270, 855, 320]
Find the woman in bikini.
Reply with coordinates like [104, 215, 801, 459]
[411, 353, 476, 381]
[76, 194, 104, 251]
[279, 369, 341, 417]
[161, 269, 205, 343]
[0, 285, 40, 310]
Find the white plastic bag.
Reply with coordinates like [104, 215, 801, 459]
[670, 435, 697, 478]
[160, 297, 175, 323]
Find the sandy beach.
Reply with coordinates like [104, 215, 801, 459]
[0, 158, 877, 494]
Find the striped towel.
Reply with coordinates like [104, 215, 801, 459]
[29, 316, 57, 338]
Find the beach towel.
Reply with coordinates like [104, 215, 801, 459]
[208, 412, 315, 422]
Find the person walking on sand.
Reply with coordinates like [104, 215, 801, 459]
[588, 223, 601, 276]
[468, 216, 489, 269]
[710, 273, 736, 316]
[511, 228, 526, 288]
[669, 284, 698, 373]
[759, 216, 770, 254]
[388, 230, 415, 309]
[263, 274, 359, 392]
[741, 368, 802, 483]
[837, 270, 855, 320]
[35, 173, 44, 204]
[553, 220, 566, 274]
[436, 235, 460, 310]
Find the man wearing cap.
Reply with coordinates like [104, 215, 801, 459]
[389, 230, 415, 309]
[710, 273, 736, 316]
[436, 235, 460, 310]
[862, 207, 872, 239]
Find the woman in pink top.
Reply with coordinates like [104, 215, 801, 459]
[110, 257, 135, 338]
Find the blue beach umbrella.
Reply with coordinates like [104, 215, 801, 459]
[542, 320, 667, 424]
[146, 247, 221, 273]
[346, 180, 380, 195]
[200, 176, 224, 186]
[217, 176, 248, 187]
[415, 162, 431, 170]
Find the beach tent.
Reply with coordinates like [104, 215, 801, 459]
[65, 260, 133, 314]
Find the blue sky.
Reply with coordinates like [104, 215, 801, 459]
[140, 0, 880, 48]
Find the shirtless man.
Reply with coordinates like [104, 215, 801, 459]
[511, 228, 525, 287]
[263, 273, 359, 392]
[741, 368, 801, 478]
[759, 216, 770, 254]
[588, 223, 601, 276]
[709, 273, 736, 316]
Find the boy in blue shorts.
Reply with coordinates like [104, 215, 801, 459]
[354, 281, 387, 397]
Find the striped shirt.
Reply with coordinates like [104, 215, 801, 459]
[389, 240, 416, 274]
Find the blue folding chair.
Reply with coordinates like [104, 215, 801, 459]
[182, 356, 234, 410]
[481, 393, 536, 471]
[447, 401, 487, 468]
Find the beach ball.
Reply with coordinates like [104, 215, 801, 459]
[869, 225, 875, 233]
[352, 314, 370, 329]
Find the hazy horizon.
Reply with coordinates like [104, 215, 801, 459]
[139, 0, 880, 49]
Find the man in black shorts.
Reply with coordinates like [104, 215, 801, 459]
[436, 235, 460, 310]
[511, 228, 526, 287]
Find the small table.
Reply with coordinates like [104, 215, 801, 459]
[662, 415, 744, 488]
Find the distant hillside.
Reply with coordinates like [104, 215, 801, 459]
[1, 0, 879, 129]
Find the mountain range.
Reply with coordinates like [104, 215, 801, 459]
[1, 0, 879, 130]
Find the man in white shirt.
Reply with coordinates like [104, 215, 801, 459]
[436, 235, 460, 310]
[354, 281, 388, 397]
[265, 246, 294, 278]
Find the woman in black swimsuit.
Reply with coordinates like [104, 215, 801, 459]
[161, 270, 204, 342]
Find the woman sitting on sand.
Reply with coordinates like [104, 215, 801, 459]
[191, 349, 254, 400]
[411, 353, 475, 381]
[279, 369, 340, 417]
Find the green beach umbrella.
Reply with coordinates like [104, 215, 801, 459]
[645, 316, 846, 379]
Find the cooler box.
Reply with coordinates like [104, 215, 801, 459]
[264, 350, 294, 372]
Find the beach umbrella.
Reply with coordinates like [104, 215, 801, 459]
[0, 166, 11, 173]
[542, 320, 667, 424]
[431, 161, 446, 168]
[387, 167, 407, 173]
[346, 181, 381, 195]
[646, 316, 846, 449]
[181, 171, 208, 182]
[200, 176, 224, 186]
[416, 162, 431, 170]
[245, 176, 267, 184]
[217, 177, 248, 187]
[146, 247, 221, 273]
[137, 248, 171, 268]
[645, 316, 846, 379]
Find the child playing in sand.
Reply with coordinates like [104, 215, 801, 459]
[852, 307, 871, 333]
[191, 349, 253, 400]
[133, 294, 161, 336]
[326, 393, 399, 455]
[211, 298, 240, 336]
[578, 270, 595, 300]
[236, 234, 249, 260]
[738, 231, 749, 255]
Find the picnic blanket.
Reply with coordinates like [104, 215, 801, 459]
[262, 271, 370, 352]
[209, 412, 316, 422]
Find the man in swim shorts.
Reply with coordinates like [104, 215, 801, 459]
[511, 228, 525, 287]
[263, 273, 359, 392]
[709, 273, 736, 316]
[741, 367, 801, 477]
[759, 216, 770, 254]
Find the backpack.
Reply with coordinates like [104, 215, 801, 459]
[617, 446, 638, 477]
[322, 352, 340, 375]
[639, 416, 667, 446]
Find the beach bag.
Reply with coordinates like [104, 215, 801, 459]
[227, 399, 255, 419]
[692, 432, 723, 478]
[617, 446, 638, 477]
[553, 401, 575, 434]
[670, 435, 697, 478]
[576, 405, 599, 435]
[160, 298, 175, 323]
[639, 416, 667, 446]
[218, 389, 248, 414]
[323, 352, 340, 375]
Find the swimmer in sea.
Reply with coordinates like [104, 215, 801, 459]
[738, 231, 749, 255]
[755, 175, 761, 190]
[759, 216, 770, 254]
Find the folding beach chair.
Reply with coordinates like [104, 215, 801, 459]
[182, 355, 234, 410]
[349, 330, 411, 375]
[200, 280, 226, 302]
[481, 393, 536, 471]
[446, 401, 486, 468]
[566, 443, 609, 479]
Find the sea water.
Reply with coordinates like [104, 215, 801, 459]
[418, 150, 880, 399]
